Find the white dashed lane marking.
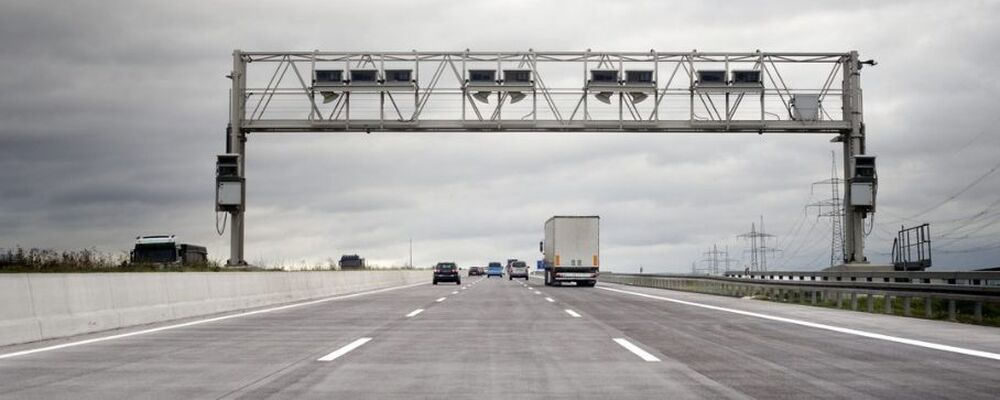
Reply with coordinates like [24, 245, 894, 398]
[613, 338, 661, 362]
[318, 337, 372, 362]
[405, 309, 424, 318]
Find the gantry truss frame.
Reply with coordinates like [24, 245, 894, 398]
[226, 50, 871, 266]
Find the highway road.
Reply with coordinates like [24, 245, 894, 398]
[1, 274, 999, 399]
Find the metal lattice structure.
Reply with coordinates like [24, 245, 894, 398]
[809, 152, 847, 267]
[225, 49, 873, 266]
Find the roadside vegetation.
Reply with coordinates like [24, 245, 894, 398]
[0, 247, 268, 273]
[1, 247, 427, 273]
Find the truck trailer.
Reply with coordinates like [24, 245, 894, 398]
[131, 235, 208, 265]
[541, 216, 599, 287]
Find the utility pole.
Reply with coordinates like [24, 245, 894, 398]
[808, 152, 846, 267]
[409, 237, 413, 268]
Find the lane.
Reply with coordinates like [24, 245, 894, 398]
[0, 278, 455, 399]
[3, 270, 997, 399]
[230, 274, 746, 399]
[528, 278, 1000, 399]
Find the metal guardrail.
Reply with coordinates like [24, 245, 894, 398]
[722, 270, 1000, 286]
[603, 273, 1000, 324]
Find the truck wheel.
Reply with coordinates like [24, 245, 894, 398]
[433, 280, 438, 285]
[509, 275, 512, 281]
[456, 280, 461, 285]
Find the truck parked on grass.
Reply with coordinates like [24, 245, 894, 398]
[338, 254, 366, 270]
[130, 235, 208, 265]
[541, 216, 600, 287]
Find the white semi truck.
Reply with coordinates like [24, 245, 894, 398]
[541, 216, 599, 287]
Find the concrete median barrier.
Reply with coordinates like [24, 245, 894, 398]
[0, 270, 426, 347]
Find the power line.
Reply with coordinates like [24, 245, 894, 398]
[902, 157, 1000, 220]
[774, 217, 823, 269]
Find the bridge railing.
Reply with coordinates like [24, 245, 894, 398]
[601, 272, 1000, 325]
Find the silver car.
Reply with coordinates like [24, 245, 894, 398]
[508, 260, 529, 280]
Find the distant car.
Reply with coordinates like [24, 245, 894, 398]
[468, 266, 484, 276]
[508, 260, 529, 280]
[486, 262, 503, 278]
[433, 262, 461, 285]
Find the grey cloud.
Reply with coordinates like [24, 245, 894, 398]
[1, 0, 999, 271]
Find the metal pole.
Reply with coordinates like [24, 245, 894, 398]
[228, 49, 247, 266]
[842, 51, 866, 264]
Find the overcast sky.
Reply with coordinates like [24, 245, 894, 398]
[1, 1, 999, 271]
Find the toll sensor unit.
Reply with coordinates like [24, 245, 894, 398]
[850, 155, 877, 213]
[216, 154, 243, 212]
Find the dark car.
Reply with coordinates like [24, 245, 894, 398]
[433, 262, 461, 285]
[468, 266, 484, 276]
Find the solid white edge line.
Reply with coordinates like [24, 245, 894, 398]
[0, 281, 426, 360]
[405, 308, 424, 318]
[545, 297, 555, 303]
[598, 286, 1000, 362]
[613, 338, 661, 362]
[436, 297, 446, 302]
[564, 309, 582, 318]
[317, 337, 372, 362]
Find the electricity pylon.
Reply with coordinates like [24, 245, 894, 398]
[702, 244, 738, 275]
[808, 152, 846, 267]
[738, 216, 780, 272]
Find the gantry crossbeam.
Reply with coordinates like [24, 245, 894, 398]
[224, 49, 872, 267]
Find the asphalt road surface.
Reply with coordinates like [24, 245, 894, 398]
[1, 274, 999, 399]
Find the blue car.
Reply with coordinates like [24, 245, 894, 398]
[486, 262, 503, 278]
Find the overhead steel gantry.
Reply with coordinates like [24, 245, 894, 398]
[224, 49, 875, 267]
